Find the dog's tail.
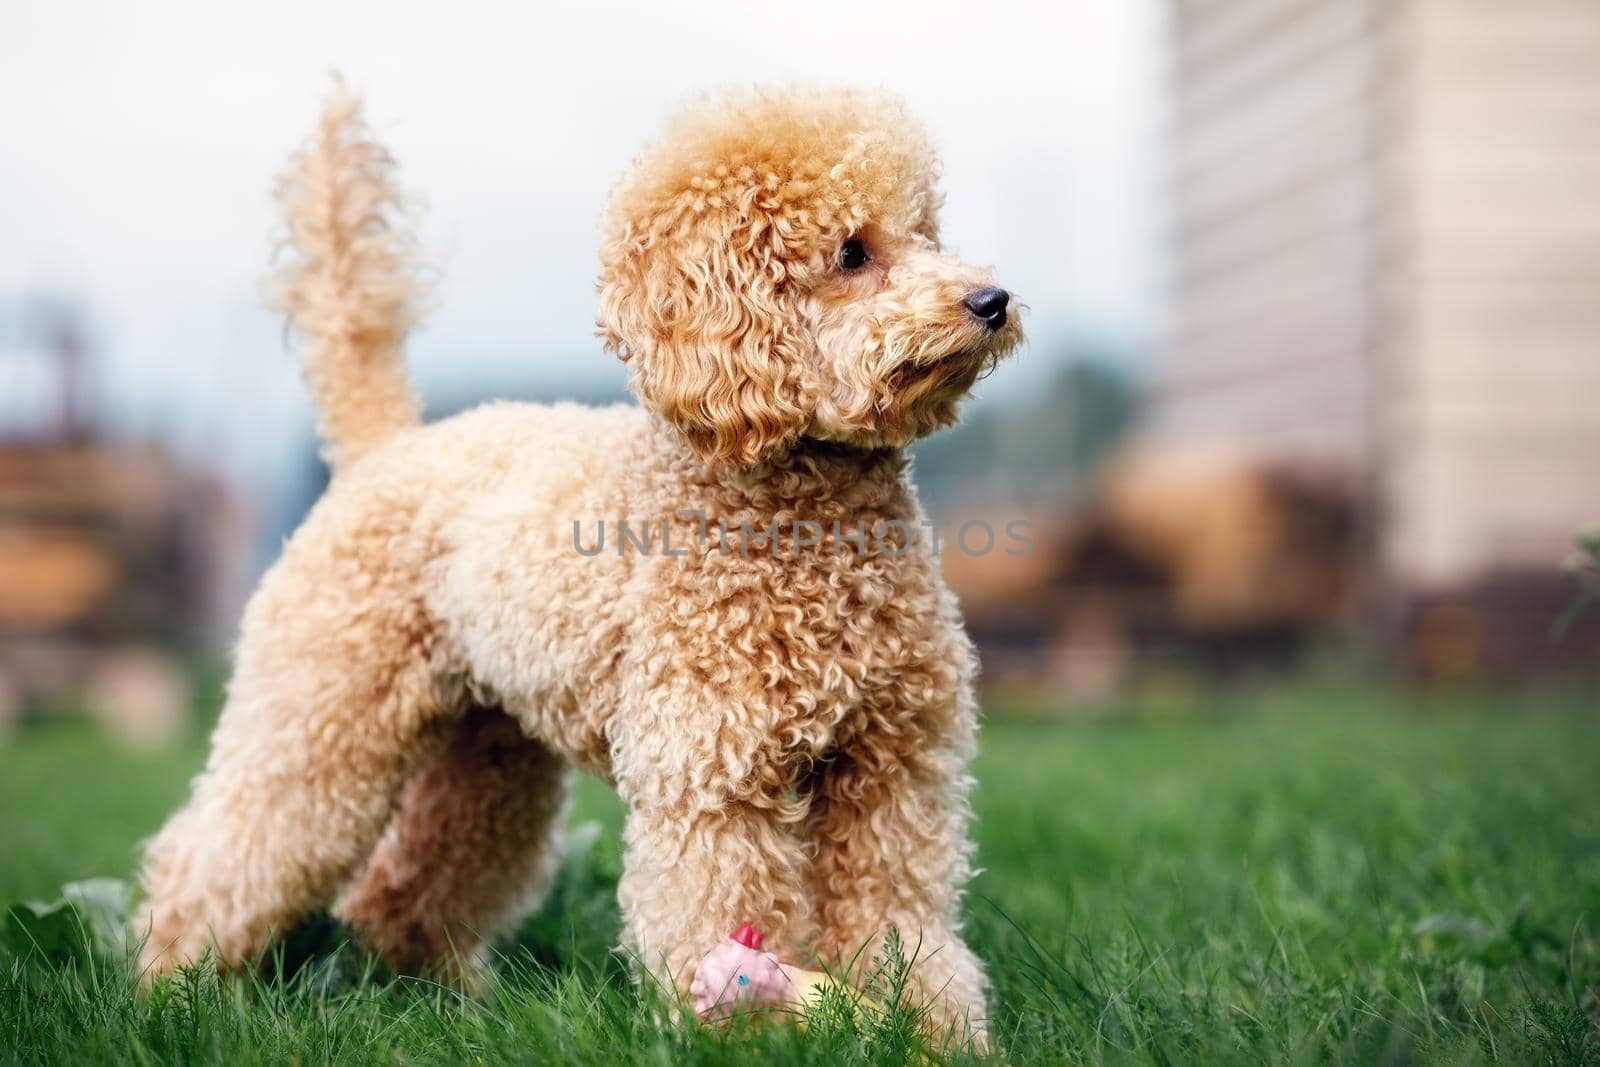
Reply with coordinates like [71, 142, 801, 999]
[268, 79, 424, 470]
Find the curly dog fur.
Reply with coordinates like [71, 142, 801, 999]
[137, 82, 1022, 1040]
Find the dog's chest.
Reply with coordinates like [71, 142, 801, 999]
[638, 515, 952, 747]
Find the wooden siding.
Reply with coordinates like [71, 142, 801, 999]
[1382, 0, 1600, 586]
[1163, 0, 1600, 590]
[1156, 0, 1380, 462]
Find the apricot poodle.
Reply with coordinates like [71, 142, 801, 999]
[137, 83, 1022, 1040]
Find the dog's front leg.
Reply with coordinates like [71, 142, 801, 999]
[610, 689, 812, 1007]
[807, 676, 990, 1047]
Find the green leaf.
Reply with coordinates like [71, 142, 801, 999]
[1577, 526, 1600, 559]
[4, 897, 84, 963]
[1409, 913, 1509, 965]
[2, 877, 133, 964]
[62, 877, 134, 958]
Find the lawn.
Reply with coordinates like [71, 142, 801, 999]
[2, 677, 1597, 1065]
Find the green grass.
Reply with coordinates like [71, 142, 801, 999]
[2, 678, 1598, 1064]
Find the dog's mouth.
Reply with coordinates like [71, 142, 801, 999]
[928, 309, 1023, 376]
[890, 350, 965, 391]
[898, 333, 1013, 389]
[886, 347, 994, 416]
[813, 310, 1023, 448]
[893, 319, 1023, 424]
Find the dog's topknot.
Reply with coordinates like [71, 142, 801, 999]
[603, 86, 944, 253]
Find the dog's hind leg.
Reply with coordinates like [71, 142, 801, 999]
[136, 521, 453, 981]
[335, 703, 571, 983]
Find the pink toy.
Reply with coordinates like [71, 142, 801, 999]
[691, 925, 939, 1060]
[692, 923, 856, 1022]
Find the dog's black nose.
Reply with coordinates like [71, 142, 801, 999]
[963, 287, 1009, 330]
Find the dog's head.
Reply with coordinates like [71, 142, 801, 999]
[598, 87, 1022, 466]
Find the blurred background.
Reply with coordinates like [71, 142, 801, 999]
[2, 0, 1597, 747]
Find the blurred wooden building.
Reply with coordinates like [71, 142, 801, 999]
[1149, 0, 1600, 677]
[0, 297, 245, 743]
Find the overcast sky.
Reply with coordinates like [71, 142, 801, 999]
[1, 0, 1166, 491]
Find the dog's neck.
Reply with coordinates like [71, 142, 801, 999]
[651, 416, 911, 511]
[732, 437, 909, 499]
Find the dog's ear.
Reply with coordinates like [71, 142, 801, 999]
[598, 206, 813, 467]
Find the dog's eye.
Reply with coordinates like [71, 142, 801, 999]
[838, 239, 869, 271]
